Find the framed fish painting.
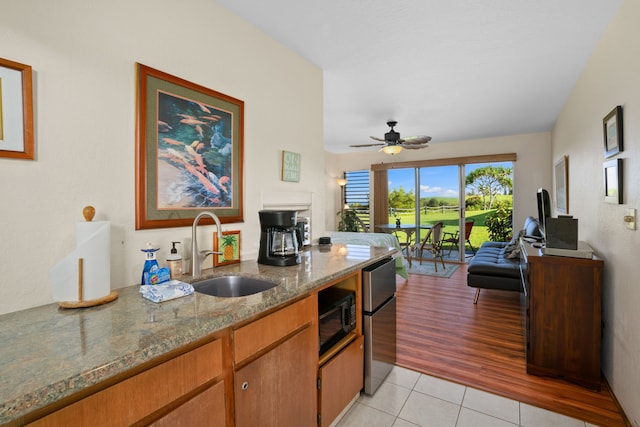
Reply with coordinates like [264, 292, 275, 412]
[135, 63, 244, 229]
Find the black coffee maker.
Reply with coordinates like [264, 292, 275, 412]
[258, 210, 301, 266]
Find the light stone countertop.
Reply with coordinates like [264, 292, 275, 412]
[0, 243, 396, 425]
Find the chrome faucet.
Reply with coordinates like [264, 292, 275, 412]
[191, 211, 223, 277]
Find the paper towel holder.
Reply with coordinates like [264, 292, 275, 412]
[58, 207, 119, 309]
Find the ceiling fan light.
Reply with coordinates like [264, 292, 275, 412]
[382, 145, 402, 155]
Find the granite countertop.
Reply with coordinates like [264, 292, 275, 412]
[0, 243, 395, 424]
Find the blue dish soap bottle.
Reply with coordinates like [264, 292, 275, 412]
[140, 243, 160, 285]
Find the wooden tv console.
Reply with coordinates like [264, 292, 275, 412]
[520, 240, 604, 390]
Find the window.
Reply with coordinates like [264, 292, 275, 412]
[344, 170, 370, 229]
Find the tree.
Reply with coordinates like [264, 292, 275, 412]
[388, 186, 415, 209]
[465, 166, 513, 209]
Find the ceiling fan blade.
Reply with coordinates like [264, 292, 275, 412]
[400, 135, 432, 145]
[349, 143, 385, 148]
[369, 136, 386, 142]
[401, 143, 429, 150]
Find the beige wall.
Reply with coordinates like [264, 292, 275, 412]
[0, 0, 323, 314]
[325, 132, 552, 232]
[552, 0, 640, 421]
[2, 0, 637, 421]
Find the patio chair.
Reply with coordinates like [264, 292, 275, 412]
[407, 221, 445, 271]
[442, 219, 476, 256]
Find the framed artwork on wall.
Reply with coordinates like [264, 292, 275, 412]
[0, 57, 34, 160]
[603, 158, 623, 204]
[603, 105, 623, 158]
[135, 63, 244, 229]
[213, 230, 241, 266]
[281, 150, 301, 182]
[554, 156, 568, 214]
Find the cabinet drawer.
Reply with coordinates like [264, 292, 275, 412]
[150, 380, 226, 427]
[29, 338, 224, 427]
[234, 295, 315, 364]
[318, 334, 364, 427]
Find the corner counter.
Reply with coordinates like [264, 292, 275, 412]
[0, 243, 396, 425]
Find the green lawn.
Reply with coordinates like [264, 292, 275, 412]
[385, 209, 497, 250]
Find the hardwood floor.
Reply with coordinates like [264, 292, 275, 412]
[395, 263, 629, 427]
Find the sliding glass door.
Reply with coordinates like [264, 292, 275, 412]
[417, 165, 462, 259]
[385, 158, 513, 262]
[388, 165, 464, 260]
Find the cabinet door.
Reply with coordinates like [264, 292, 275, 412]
[527, 256, 603, 389]
[235, 325, 317, 427]
[150, 381, 225, 427]
[318, 335, 364, 427]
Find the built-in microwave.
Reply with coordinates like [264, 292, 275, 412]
[318, 287, 356, 355]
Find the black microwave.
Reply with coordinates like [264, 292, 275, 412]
[318, 288, 356, 355]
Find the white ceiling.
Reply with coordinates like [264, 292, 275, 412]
[215, 0, 622, 153]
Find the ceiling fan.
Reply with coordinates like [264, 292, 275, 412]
[350, 121, 431, 154]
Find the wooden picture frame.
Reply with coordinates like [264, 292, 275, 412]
[281, 150, 301, 182]
[554, 156, 568, 214]
[0, 57, 34, 160]
[603, 105, 623, 158]
[135, 63, 244, 229]
[213, 230, 241, 266]
[603, 158, 623, 204]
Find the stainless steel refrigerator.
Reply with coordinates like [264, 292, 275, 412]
[362, 257, 397, 395]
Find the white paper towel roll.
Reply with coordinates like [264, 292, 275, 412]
[50, 221, 111, 302]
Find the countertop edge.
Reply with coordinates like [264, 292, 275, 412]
[0, 245, 397, 424]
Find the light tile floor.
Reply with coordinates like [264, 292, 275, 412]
[336, 366, 601, 427]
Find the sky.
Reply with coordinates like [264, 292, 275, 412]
[388, 162, 512, 199]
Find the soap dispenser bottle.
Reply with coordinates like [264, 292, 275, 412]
[141, 243, 160, 285]
[166, 241, 182, 279]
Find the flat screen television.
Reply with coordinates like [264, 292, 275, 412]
[536, 188, 551, 240]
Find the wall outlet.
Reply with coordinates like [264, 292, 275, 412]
[624, 208, 636, 230]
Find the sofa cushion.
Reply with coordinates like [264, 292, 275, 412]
[467, 242, 520, 278]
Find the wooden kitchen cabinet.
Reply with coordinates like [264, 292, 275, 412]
[232, 295, 318, 427]
[316, 271, 365, 427]
[28, 336, 229, 427]
[149, 381, 226, 427]
[523, 244, 604, 390]
[318, 334, 364, 427]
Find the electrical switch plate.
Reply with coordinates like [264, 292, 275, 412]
[624, 208, 636, 230]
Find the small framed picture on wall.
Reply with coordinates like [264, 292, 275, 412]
[281, 150, 301, 182]
[554, 156, 568, 214]
[603, 105, 623, 158]
[603, 158, 623, 204]
[213, 230, 241, 266]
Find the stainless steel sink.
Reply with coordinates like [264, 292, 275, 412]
[193, 276, 277, 297]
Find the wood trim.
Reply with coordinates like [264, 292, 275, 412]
[370, 153, 517, 171]
[372, 169, 388, 230]
[0, 57, 34, 160]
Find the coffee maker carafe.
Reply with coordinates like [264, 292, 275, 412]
[258, 210, 301, 266]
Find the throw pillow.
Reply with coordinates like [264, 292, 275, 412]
[504, 229, 524, 252]
[506, 246, 521, 259]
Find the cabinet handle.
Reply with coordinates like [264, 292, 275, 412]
[241, 381, 249, 390]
